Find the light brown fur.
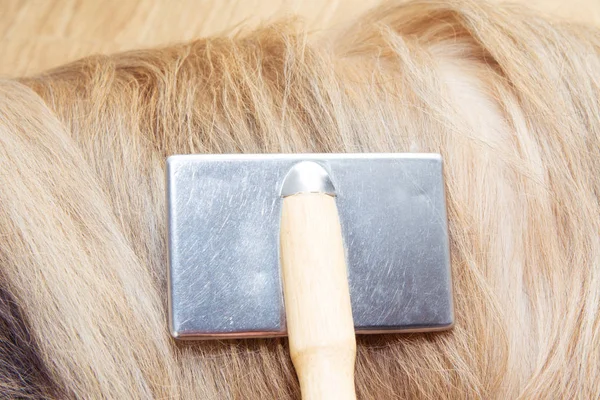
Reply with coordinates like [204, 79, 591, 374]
[0, 1, 598, 398]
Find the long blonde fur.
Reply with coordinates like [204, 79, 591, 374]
[0, 0, 598, 398]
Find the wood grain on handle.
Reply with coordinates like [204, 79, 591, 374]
[280, 193, 357, 400]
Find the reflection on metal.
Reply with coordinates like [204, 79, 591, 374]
[167, 153, 453, 339]
[280, 161, 336, 197]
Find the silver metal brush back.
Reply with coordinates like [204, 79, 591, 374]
[167, 153, 453, 339]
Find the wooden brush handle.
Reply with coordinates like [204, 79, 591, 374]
[280, 193, 357, 400]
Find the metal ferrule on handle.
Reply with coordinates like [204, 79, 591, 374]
[280, 162, 357, 400]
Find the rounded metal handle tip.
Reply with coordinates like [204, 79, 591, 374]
[280, 161, 336, 197]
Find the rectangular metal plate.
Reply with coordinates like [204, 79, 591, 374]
[167, 153, 453, 339]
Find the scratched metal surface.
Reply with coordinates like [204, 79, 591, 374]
[167, 153, 453, 339]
